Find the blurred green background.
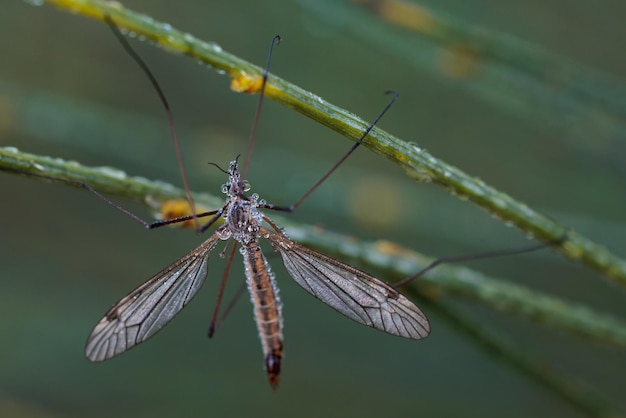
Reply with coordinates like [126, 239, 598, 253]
[1, 0, 625, 417]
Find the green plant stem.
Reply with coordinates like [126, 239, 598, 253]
[0, 146, 223, 215]
[36, 0, 626, 288]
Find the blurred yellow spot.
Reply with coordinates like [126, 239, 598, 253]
[380, 0, 436, 34]
[417, 283, 441, 301]
[353, 0, 437, 35]
[439, 43, 482, 78]
[347, 175, 403, 231]
[376, 240, 408, 256]
[159, 199, 220, 229]
[230, 72, 264, 94]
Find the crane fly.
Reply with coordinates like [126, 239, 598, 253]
[0, 6, 563, 392]
[85, 158, 430, 388]
[44, 19, 431, 389]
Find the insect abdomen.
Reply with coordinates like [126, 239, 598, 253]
[242, 244, 284, 389]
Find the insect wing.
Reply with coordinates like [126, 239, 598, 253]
[85, 234, 221, 362]
[262, 228, 430, 339]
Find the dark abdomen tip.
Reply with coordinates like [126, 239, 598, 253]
[265, 353, 282, 390]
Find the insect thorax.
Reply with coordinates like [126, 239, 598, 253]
[224, 198, 263, 245]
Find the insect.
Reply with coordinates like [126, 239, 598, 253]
[80, 22, 430, 388]
[84, 157, 430, 388]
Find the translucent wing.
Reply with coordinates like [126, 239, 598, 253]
[262, 228, 430, 339]
[85, 234, 221, 362]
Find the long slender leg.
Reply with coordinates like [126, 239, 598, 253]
[260, 91, 399, 214]
[105, 16, 200, 230]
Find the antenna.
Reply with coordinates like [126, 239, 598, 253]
[241, 35, 281, 179]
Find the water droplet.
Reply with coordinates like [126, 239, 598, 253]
[408, 142, 422, 152]
[217, 226, 231, 240]
[98, 166, 127, 180]
[491, 196, 507, 208]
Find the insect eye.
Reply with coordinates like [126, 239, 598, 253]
[221, 183, 229, 194]
[243, 180, 251, 192]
